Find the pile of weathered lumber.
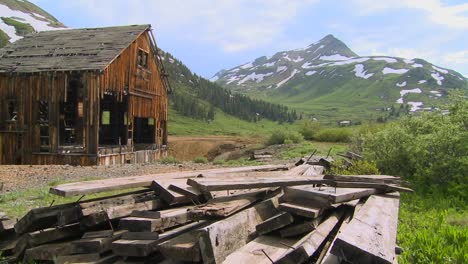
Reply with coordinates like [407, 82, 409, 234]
[0, 163, 411, 264]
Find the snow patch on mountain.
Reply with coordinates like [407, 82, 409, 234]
[238, 72, 274, 84]
[320, 54, 351, 61]
[431, 72, 444, 85]
[373, 57, 398, 63]
[432, 65, 448, 74]
[418, 80, 427, 84]
[276, 66, 287, 73]
[411, 63, 423, 68]
[396, 81, 407, 87]
[396, 88, 422, 104]
[305, 70, 317, 76]
[277, 69, 299, 87]
[263, 61, 276, 67]
[382, 67, 409, 75]
[353, 64, 373, 79]
[332, 57, 369, 66]
[240, 62, 253, 69]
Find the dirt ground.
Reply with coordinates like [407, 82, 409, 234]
[0, 136, 262, 193]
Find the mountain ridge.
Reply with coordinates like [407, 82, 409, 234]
[213, 34, 467, 122]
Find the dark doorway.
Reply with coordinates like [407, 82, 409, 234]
[99, 94, 128, 145]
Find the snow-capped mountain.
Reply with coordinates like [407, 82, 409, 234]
[213, 35, 467, 120]
[0, 0, 66, 46]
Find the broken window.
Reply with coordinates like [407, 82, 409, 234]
[38, 101, 49, 152]
[6, 99, 17, 122]
[60, 75, 83, 146]
[99, 94, 128, 145]
[137, 49, 148, 68]
[134, 117, 155, 144]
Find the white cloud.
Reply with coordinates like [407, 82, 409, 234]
[443, 50, 468, 64]
[351, 0, 468, 29]
[57, 0, 318, 52]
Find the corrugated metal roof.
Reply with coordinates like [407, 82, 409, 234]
[0, 24, 150, 73]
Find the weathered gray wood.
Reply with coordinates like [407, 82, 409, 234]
[122, 232, 159, 240]
[168, 183, 204, 201]
[275, 209, 345, 264]
[151, 180, 191, 205]
[223, 235, 301, 264]
[24, 241, 73, 262]
[112, 239, 159, 257]
[119, 206, 192, 232]
[187, 177, 327, 192]
[27, 223, 83, 246]
[0, 219, 15, 232]
[326, 181, 413, 193]
[50, 164, 288, 197]
[82, 230, 115, 239]
[14, 203, 80, 234]
[71, 230, 127, 254]
[324, 174, 400, 184]
[278, 202, 324, 218]
[189, 189, 273, 218]
[198, 197, 280, 264]
[256, 212, 294, 235]
[158, 230, 202, 262]
[56, 252, 119, 264]
[279, 217, 322, 238]
[79, 191, 157, 216]
[283, 186, 380, 205]
[331, 193, 400, 264]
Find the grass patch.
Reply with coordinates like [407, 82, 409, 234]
[0, 29, 10, 48]
[278, 141, 349, 160]
[159, 155, 180, 164]
[193, 156, 208, 164]
[398, 193, 467, 263]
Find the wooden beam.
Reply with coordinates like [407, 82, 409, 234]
[187, 177, 327, 192]
[326, 181, 413, 193]
[283, 186, 380, 206]
[275, 209, 345, 264]
[71, 230, 127, 254]
[197, 198, 280, 264]
[158, 230, 202, 262]
[256, 212, 294, 235]
[119, 206, 192, 232]
[24, 242, 73, 262]
[331, 193, 400, 264]
[150, 180, 190, 205]
[50, 164, 289, 197]
[324, 174, 401, 184]
[168, 183, 204, 201]
[279, 217, 322, 238]
[278, 202, 324, 219]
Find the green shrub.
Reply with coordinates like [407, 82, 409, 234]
[193, 156, 208, 164]
[314, 128, 352, 142]
[267, 130, 303, 145]
[1, 17, 35, 36]
[213, 159, 225, 165]
[159, 155, 180, 164]
[298, 119, 322, 140]
[330, 160, 380, 175]
[361, 91, 468, 198]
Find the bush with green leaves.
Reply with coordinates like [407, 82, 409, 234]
[266, 130, 303, 145]
[360, 92, 468, 199]
[314, 127, 352, 142]
[329, 160, 380, 175]
[298, 119, 322, 140]
[159, 155, 180, 165]
[193, 156, 208, 164]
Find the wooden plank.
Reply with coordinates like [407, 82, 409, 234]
[198, 197, 280, 264]
[279, 217, 322, 238]
[150, 180, 190, 205]
[331, 193, 400, 264]
[50, 164, 289, 197]
[223, 235, 301, 264]
[283, 186, 380, 206]
[0, 219, 15, 232]
[256, 212, 294, 235]
[168, 183, 204, 201]
[278, 202, 324, 219]
[130, 210, 161, 219]
[71, 230, 127, 254]
[326, 181, 413, 193]
[275, 209, 345, 264]
[188, 188, 274, 218]
[24, 241, 73, 262]
[56, 252, 119, 264]
[14, 203, 80, 234]
[111, 239, 159, 257]
[119, 206, 192, 232]
[158, 230, 202, 262]
[187, 177, 327, 192]
[324, 174, 400, 184]
[27, 223, 83, 247]
[79, 190, 156, 216]
[122, 232, 159, 240]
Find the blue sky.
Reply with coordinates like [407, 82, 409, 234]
[34, 0, 468, 78]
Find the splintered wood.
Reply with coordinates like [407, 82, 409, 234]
[0, 164, 410, 263]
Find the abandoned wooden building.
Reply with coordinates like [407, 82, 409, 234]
[0, 24, 170, 166]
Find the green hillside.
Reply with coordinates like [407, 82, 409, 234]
[214, 35, 468, 124]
